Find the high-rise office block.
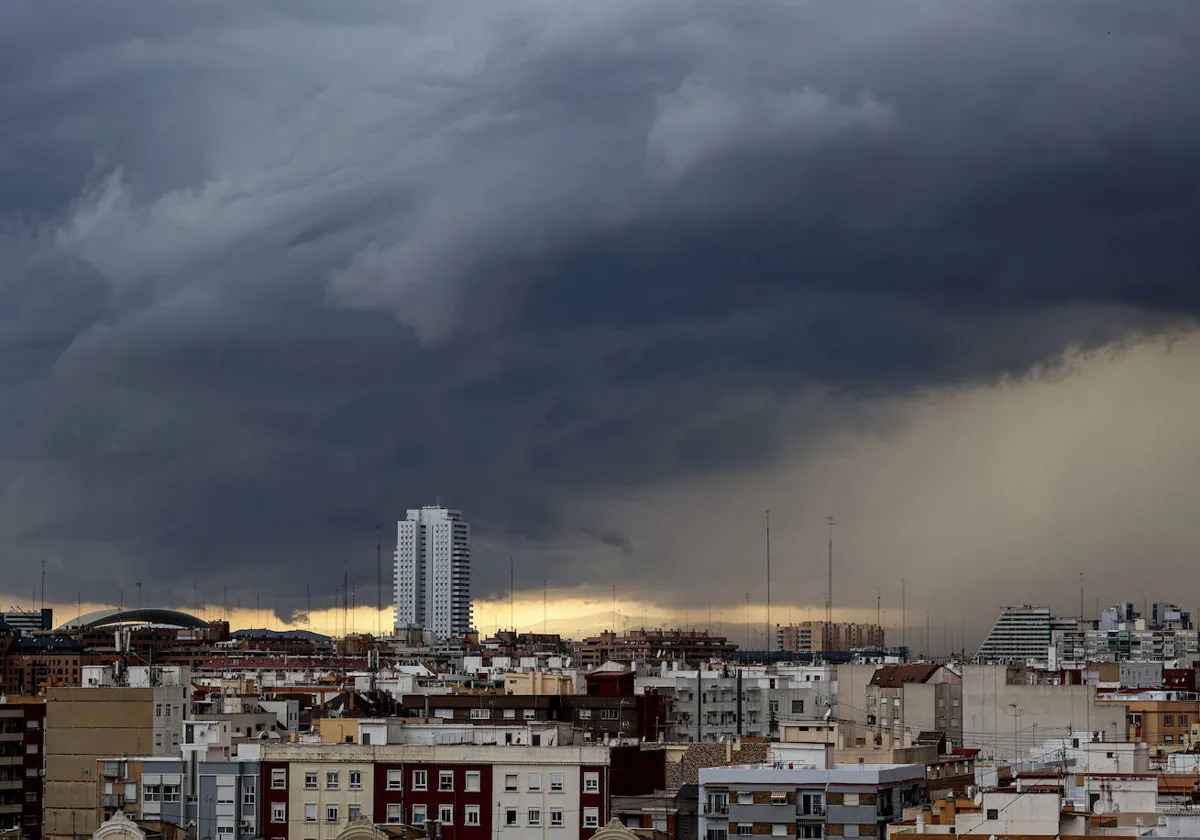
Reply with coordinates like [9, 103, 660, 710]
[976, 605, 1052, 662]
[393, 506, 471, 637]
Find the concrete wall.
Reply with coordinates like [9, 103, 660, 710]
[45, 688, 155, 840]
[834, 665, 878, 729]
[961, 666, 1127, 761]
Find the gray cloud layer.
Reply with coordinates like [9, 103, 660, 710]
[2, 1, 1199, 623]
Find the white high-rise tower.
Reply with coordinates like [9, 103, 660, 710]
[393, 506, 472, 637]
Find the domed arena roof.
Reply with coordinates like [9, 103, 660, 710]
[57, 607, 210, 631]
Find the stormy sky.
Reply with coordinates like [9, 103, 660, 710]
[3, 1, 1200, 643]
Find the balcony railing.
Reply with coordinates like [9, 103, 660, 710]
[797, 806, 826, 818]
[704, 803, 730, 816]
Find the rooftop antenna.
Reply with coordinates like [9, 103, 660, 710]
[350, 583, 356, 634]
[543, 579, 548, 636]
[745, 592, 751, 651]
[1080, 571, 1085, 621]
[510, 557, 515, 633]
[193, 579, 199, 616]
[825, 516, 834, 627]
[77, 589, 81, 621]
[343, 559, 349, 638]
[306, 583, 312, 632]
[925, 609, 930, 660]
[877, 587, 881, 630]
[375, 524, 382, 637]
[40, 559, 45, 613]
[222, 582, 227, 619]
[137, 581, 143, 611]
[901, 578, 907, 656]
[256, 593, 261, 627]
[765, 509, 771, 652]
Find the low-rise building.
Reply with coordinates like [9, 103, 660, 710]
[699, 759, 928, 840]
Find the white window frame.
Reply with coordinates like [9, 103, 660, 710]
[550, 809, 565, 827]
[271, 769, 286, 790]
[348, 804, 361, 822]
[413, 805, 427, 824]
[528, 809, 542, 827]
[439, 804, 454, 825]
[271, 803, 286, 824]
[524, 709, 536, 720]
[304, 804, 317, 823]
[440, 770, 454, 792]
[386, 804, 402, 824]
[413, 770, 428, 791]
[465, 805, 481, 826]
[584, 807, 600, 828]
[243, 788, 256, 807]
[349, 771, 362, 790]
[325, 804, 339, 824]
[465, 771, 481, 792]
[304, 772, 318, 790]
[550, 772, 564, 792]
[505, 773, 518, 792]
[503, 708, 516, 720]
[584, 772, 600, 793]
[326, 771, 340, 790]
[528, 772, 541, 791]
[387, 770, 403, 791]
[506, 809, 519, 827]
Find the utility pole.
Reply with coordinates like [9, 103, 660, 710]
[826, 516, 835, 627]
[376, 524, 382, 637]
[765, 509, 771, 652]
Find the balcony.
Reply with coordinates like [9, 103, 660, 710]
[797, 807, 826, 819]
[0, 757, 20, 767]
[0, 732, 22, 743]
[0, 779, 21, 791]
[101, 794, 123, 809]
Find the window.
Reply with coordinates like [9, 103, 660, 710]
[440, 770, 454, 792]
[738, 793, 753, 805]
[1165, 715, 1175, 725]
[770, 791, 787, 805]
[387, 770, 403, 791]
[305, 804, 317, 823]
[550, 809, 564, 827]
[386, 804, 402, 824]
[465, 771, 481, 792]
[413, 770, 428, 791]
[125, 783, 137, 803]
[986, 809, 999, 820]
[550, 772, 564, 792]
[800, 794, 824, 816]
[434, 709, 454, 719]
[349, 771, 362, 790]
[156, 704, 162, 717]
[144, 785, 162, 803]
[577, 709, 592, 720]
[584, 772, 600, 793]
[532, 733, 542, 746]
[465, 805, 481, 826]
[326, 805, 339, 824]
[843, 793, 859, 807]
[504, 708, 516, 720]
[271, 804, 286, 824]
[529, 772, 542, 791]
[524, 709, 536, 720]
[326, 771, 340, 790]
[470, 708, 491, 720]
[217, 828, 234, 838]
[349, 805, 361, 822]
[506, 809, 519, 827]
[1183, 715, 1191, 727]
[792, 700, 805, 715]
[584, 808, 600, 828]
[24, 792, 36, 803]
[413, 806, 427, 824]
[439, 805, 453, 825]
[1166, 735, 1174, 744]
[601, 709, 620, 720]
[25, 720, 38, 730]
[528, 809, 542, 827]
[737, 826, 753, 836]
[304, 772, 318, 790]
[243, 788, 256, 807]
[505, 773, 518, 791]
[798, 827, 823, 839]
[163, 785, 181, 803]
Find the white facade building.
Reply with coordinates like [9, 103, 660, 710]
[976, 605, 1053, 662]
[394, 506, 471, 637]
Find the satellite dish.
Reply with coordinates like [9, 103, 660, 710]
[824, 707, 833, 721]
[973, 790, 983, 807]
[1094, 802, 1106, 815]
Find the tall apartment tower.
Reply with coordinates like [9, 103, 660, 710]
[393, 506, 472, 637]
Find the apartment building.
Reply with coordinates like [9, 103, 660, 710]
[43, 677, 188, 840]
[779, 623, 884, 654]
[0, 697, 44, 840]
[95, 750, 261, 840]
[699, 759, 927, 840]
[394, 506, 472, 638]
[865, 665, 962, 747]
[976, 606, 1053, 663]
[576, 630, 737, 667]
[638, 668, 825, 743]
[260, 744, 611, 840]
[1094, 691, 1200, 747]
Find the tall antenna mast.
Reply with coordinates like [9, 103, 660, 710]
[40, 560, 45, 613]
[543, 579, 548, 635]
[745, 592, 751, 651]
[1080, 571, 1084, 621]
[765, 509, 771, 652]
[877, 587, 881, 643]
[138, 581, 143, 611]
[343, 559, 349, 638]
[306, 583, 312, 632]
[825, 516, 835, 627]
[376, 524, 382, 637]
[901, 578, 906, 656]
[611, 584, 616, 632]
[509, 557, 514, 632]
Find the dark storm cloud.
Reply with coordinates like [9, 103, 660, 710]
[1, 0, 1199, 614]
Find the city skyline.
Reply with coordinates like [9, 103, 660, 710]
[3, 3, 1200, 633]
